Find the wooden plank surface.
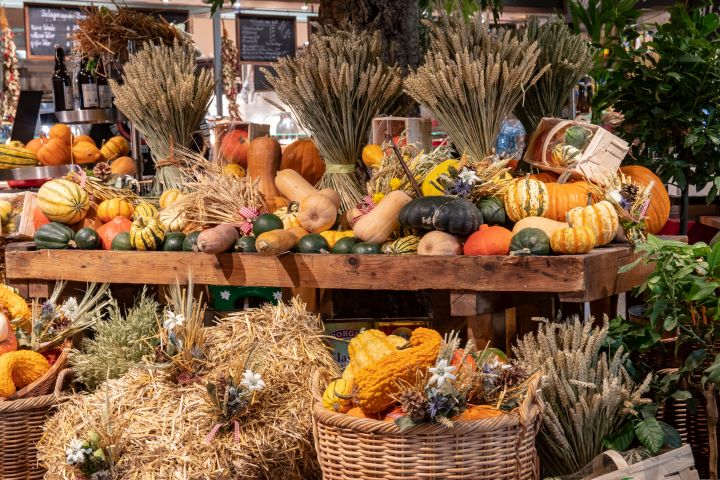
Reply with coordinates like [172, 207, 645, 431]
[700, 216, 720, 229]
[6, 245, 640, 300]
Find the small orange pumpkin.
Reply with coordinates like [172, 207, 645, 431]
[73, 135, 95, 146]
[456, 405, 505, 421]
[543, 181, 595, 222]
[49, 123, 71, 145]
[280, 139, 325, 185]
[219, 129, 249, 167]
[463, 224, 513, 256]
[37, 138, 71, 166]
[529, 172, 559, 183]
[110, 156, 137, 176]
[72, 141, 104, 164]
[96, 216, 133, 250]
[346, 407, 380, 420]
[26, 137, 48, 155]
[97, 198, 134, 222]
[450, 348, 477, 374]
[100, 136, 130, 162]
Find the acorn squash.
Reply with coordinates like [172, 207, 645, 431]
[509, 228, 550, 256]
[476, 197, 507, 227]
[75, 227, 100, 250]
[399, 196, 452, 231]
[432, 197, 483, 236]
[34, 222, 76, 249]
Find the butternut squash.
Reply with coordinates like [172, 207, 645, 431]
[353, 191, 412, 244]
[319, 189, 341, 209]
[197, 224, 239, 254]
[275, 169, 319, 203]
[417, 231, 463, 255]
[255, 226, 308, 256]
[298, 194, 337, 233]
[247, 137, 284, 210]
[511, 216, 568, 239]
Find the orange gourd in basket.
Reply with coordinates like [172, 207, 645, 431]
[463, 224, 513, 256]
[0, 350, 50, 398]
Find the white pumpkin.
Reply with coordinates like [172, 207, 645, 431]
[159, 207, 188, 233]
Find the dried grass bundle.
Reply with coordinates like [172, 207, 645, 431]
[513, 17, 596, 133]
[65, 172, 140, 204]
[111, 41, 215, 194]
[73, 6, 187, 61]
[38, 299, 339, 479]
[513, 317, 652, 476]
[266, 28, 403, 210]
[175, 147, 266, 226]
[405, 13, 549, 162]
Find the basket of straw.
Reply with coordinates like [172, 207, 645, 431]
[0, 368, 72, 480]
[311, 368, 542, 480]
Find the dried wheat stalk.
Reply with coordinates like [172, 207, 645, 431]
[405, 13, 549, 162]
[513, 16, 596, 132]
[110, 41, 214, 194]
[266, 28, 403, 211]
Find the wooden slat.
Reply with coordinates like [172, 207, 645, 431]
[700, 216, 720, 229]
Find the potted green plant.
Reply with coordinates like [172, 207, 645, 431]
[626, 235, 720, 478]
[595, 4, 720, 234]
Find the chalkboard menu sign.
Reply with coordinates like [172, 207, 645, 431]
[237, 14, 296, 64]
[24, 3, 86, 59]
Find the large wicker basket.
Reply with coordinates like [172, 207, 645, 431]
[0, 361, 71, 480]
[311, 370, 543, 480]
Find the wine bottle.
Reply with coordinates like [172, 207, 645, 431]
[77, 57, 99, 109]
[96, 56, 113, 109]
[51, 45, 73, 111]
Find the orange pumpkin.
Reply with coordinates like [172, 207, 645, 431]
[32, 205, 50, 231]
[620, 165, 670, 234]
[49, 123, 71, 145]
[529, 171, 559, 183]
[100, 136, 129, 162]
[219, 129, 249, 167]
[382, 407, 405, 422]
[26, 137, 48, 155]
[110, 156, 137, 176]
[463, 224, 513, 256]
[71, 203, 103, 231]
[346, 407, 380, 420]
[97, 198, 134, 222]
[280, 139, 325, 185]
[97, 216, 133, 250]
[450, 348, 477, 374]
[542, 181, 594, 222]
[73, 135, 95, 146]
[456, 405, 505, 421]
[72, 141, 104, 164]
[37, 138, 71, 166]
[0, 312, 18, 356]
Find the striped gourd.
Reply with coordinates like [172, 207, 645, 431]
[504, 177, 549, 222]
[567, 200, 619, 246]
[550, 143, 581, 167]
[37, 179, 89, 224]
[386, 235, 420, 255]
[0, 142, 38, 169]
[134, 201, 159, 220]
[129, 216, 166, 251]
[550, 225, 596, 254]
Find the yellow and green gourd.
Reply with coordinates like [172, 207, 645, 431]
[504, 177, 549, 223]
[37, 178, 90, 224]
[129, 216, 166, 251]
[133, 201, 159, 220]
[384, 235, 420, 255]
[0, 142, 38, 169]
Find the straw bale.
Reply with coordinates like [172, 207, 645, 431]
[38, 299, 339, 479]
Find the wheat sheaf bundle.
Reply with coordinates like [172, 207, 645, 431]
[405, 13, 549, 163]
[111, 41, 215, 194]
[513, 17, 596, 133]
[266, 28, 403, 211]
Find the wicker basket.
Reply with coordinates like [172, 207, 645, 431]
[0, 367, 71, 480]
[311, 369, 543, 480]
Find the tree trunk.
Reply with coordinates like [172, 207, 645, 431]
[704, 383, 718, 480]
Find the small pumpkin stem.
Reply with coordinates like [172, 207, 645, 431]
[565, 212, 573, 228]
[586, 192, 593, 207]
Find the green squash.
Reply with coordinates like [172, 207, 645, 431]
[253, 214, 284, 237]
[564, 125, 593, 150]
[351, 242, 381, 254]
[75, 227, 100, 250]
[182, 231, 202, 252]
[432, 197, 483, 236]
[162, 232, 186, 251]
[235, 236, 257, 253]
[399, 196, 453, 231]
[477, 197, 507, 227]
[509, 228, 551, 256]
[111, 232, 133, 251]
[34, 222, 76, 249]
[332, 237, 360, 254]
[297, 233, 330, 253]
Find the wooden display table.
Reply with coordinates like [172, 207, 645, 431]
[5, 243, 651, 347]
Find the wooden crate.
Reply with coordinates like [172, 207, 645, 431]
[212, 121, 270, 163]
[371, 116, 433, 152]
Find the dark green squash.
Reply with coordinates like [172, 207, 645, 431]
[162, 232, 186, 251]
[34, 222, 76, 249]
[509, 228, 551, 256]
[297, 233, 330, 253]
[235, 236, 257, 253]
[75, 227, 100, 250]
[432, 197, 483, 236]
[111, 232, 133, 251]
[477, 197, 507, 227]
[253, 214, 284, 237]
[351, 242, 381, 254]
[332, 236, 360, 254]
[182, 231, 202, 252]
[399, 196, 453, 231]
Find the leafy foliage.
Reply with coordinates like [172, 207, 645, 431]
[595, 5, 720, 202]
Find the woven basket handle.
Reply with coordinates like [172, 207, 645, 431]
[311, 367, 332, 404]
[54, 368, 72, 399]
[540, 120, 571, 166]
[518, 372, 542, 425]
[591, 450, 629, 474]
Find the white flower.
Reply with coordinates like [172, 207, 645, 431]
[272, 291, 283, 302]
[65, 437, 91, 465]
[240, 369, 266, 392]
[163, 310, 185, 331]
[428, 359, 457, 388]
[457, 167, 480, 184]
[59, 297, 79, 319]
[608, 190, 623, 204]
